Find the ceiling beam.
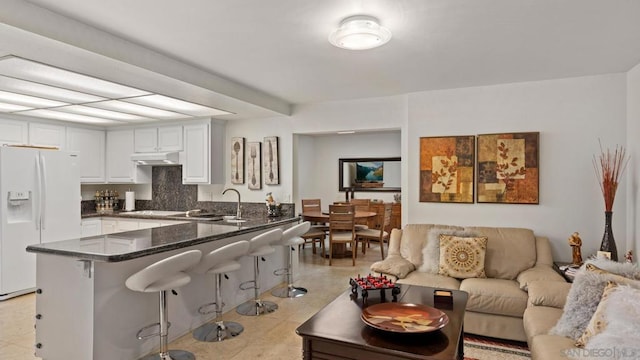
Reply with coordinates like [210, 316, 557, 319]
[0, 0, 291, 117]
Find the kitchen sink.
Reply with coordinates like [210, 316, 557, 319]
[172, 212, 225, 221]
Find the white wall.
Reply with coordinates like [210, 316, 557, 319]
[199, 116, 294, 204]
[407, 74, 628, 262]
[627, 61, 640, 260]
[295, 132, 401, 210]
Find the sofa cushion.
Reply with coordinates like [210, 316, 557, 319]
[419, 227, 473, 274]
[523, 306, 563, 343]
[370, 254, 416, 279]
[438, 235, 488, 279]
[396, 271, 461, 290]
[550, 260, 640, 340]
[517, 266, 566, 291]
[399, 224, 463, 268]
[527, 281, 571, 309]
[529, 334, 575, 360]
[460, 278, 528, 317]
[465, 226, 536, 280]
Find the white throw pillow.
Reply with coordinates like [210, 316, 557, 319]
[581, 285, 640, 358]
[418, 228, 473, 274]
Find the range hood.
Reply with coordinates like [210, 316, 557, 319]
[130, 152, 180, 166]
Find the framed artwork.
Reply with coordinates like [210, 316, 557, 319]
[247, 141, 262, 190]
[231, 137, 244, 184]
[263, 136, 279, 185]
[476, 132, 539, 204]
[419, 135, 475, 203]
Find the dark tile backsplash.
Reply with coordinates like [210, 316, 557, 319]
[82, 166, 294, 217]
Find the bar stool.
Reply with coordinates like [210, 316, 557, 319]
[125, 250, 202, 360]
[191, 241, 250, 342]
[272, 222, 311, 298]
[237, 228, 283, 316]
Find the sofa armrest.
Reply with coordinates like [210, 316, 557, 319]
[370, 254, 416, 279]
[527, 280, 571, 309]
[517, 266, 566, 291]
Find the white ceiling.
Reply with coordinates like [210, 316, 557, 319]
[4, 0, 640, 119]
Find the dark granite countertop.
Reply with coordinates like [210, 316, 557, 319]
[27, 216, 300, 262]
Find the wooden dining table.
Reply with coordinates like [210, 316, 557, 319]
[301, 210, 377, 223]
[302, 210, 377, 258]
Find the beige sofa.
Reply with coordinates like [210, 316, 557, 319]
[523, 281, 575, 359]
[370, 224, 566, 342]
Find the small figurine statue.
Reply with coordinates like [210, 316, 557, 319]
[568, 232, 583, 266]
[625, 250, 633, 263]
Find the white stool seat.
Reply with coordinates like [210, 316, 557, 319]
[249, 245, 276, 257]
[191, 241, 250, 343]
[192, 241, 250, 275]
[126, 250, 202, 293]
[125, 250, 202, 360]
[272, 222, 311, 299]
[237, 228, 283, 316]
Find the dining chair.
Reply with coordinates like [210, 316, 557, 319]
[301, 198, 328, 254]
[349, 198, 371, 230]
[328, 204, 356, 266]
[356, 203, 392, 259]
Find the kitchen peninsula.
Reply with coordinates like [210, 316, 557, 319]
[27, 216, 299, 360]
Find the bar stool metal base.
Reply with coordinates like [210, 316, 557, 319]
[236, 299, 278, 316]
[140, 349, 195, 360]
[192, 321, 244, 342]
[272, 285, 308, 298]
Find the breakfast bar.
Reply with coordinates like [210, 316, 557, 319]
[26, 216, 299, 360]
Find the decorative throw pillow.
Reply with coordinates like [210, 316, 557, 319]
[419, 228, 473, 274]
[370, 255, 416, 279]
[575, 282, 618, 347]
[582, 285, 640, 356]
[438, 235, 488, 279]
[549, 261, 640, 340]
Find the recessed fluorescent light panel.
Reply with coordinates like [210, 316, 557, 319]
[19, 109, 124, 125]
[0, 56, 232, 125]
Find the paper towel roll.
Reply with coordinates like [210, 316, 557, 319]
[125, 191, 135, 211]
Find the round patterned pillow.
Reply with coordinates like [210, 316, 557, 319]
[438, 235, 488, 279]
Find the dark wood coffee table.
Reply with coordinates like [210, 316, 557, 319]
[296, 284, 468, 360]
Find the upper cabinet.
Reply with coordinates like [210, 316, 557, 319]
[0, 119, 28, 145]
[183, 120, 225, 184]
[134, 126, 182, 153]
[29, 123, 66, 149]
[106, 129, 150, 184]
[66, 127, 106, 183]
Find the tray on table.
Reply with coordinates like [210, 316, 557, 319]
[350, 274, 401, 305]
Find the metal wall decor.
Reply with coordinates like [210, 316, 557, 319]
[476, 132, 539, 204]
[263, 136, 279, 185]
[419, 135, 475, 203]
[231, 137, 245, 184]
[247, 141, 262, 190]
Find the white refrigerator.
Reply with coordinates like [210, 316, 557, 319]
[0, 147, 81, 300]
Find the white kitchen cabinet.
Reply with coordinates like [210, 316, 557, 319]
[134, 126, 182, 153]
[0, 119, 28, 145]
[29, 123, 66, 149]
[66, 127, 106, 183]
[183, 120, 225, 184]
[101, 219, 117, 235]
[81, 219, 102, 237]
[99, 217, 186, 235]
[106, 129, 151, 184]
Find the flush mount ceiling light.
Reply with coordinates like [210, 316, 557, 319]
[328, 15, 392, 50]
[0, 56, 232, 125]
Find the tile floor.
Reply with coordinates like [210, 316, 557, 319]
[0, 241, 382, 360]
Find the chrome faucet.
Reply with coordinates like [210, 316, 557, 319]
[222, 188, 242, 219]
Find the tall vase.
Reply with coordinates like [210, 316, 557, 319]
[600, 211, 618, 261]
